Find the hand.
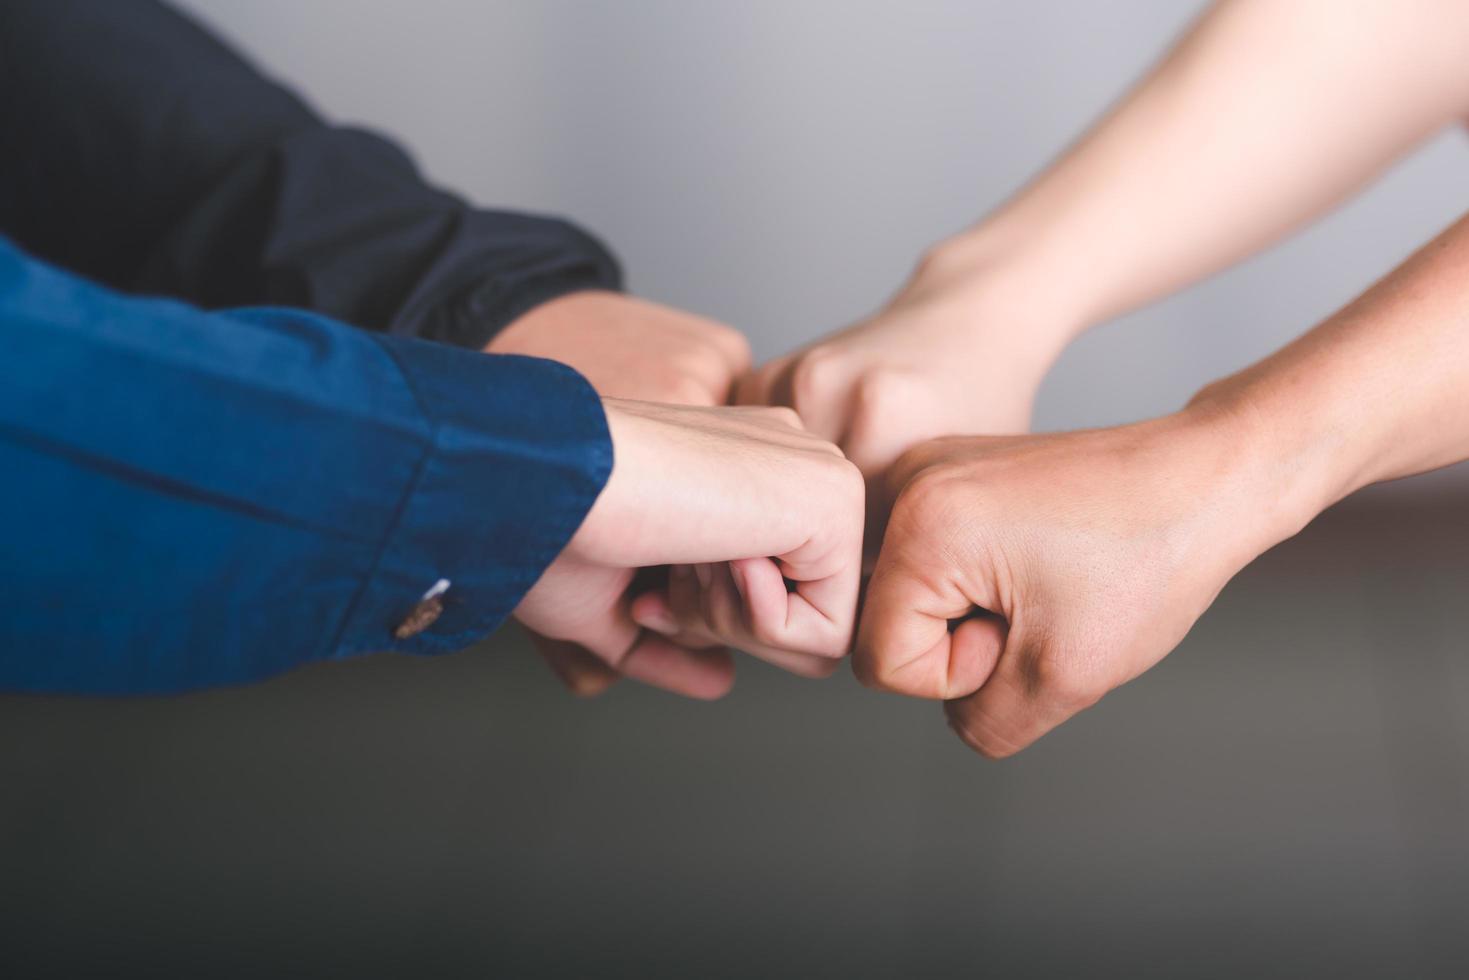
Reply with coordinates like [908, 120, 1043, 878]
[514, 398, 864, 698]
[487, 291, 753, 694]
[488, 290, 751, 406]
[738, 248, 1072, 488]
[855, 407, 1289, 758]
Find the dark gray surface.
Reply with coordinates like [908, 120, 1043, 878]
[4, 478, 1469, 979]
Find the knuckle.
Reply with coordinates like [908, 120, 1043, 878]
[838, 460, 867, 518]
[789, 347, 845, 408]
[803, 453, 864, 527]
[821, 450, 864, 492]
[853, 367, 916, 415]
[710, 323, 753, 365]
[893, 464, 957, 527]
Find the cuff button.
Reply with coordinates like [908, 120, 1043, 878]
[393, 578, 451, 640]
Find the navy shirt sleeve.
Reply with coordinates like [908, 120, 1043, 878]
[0, 0, 622, 351]
[0, 239, 613, 693]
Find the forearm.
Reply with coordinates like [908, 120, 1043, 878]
[0, 240, 610, 692]
[1193, 209, 1469, 558]
[928, 0, 1469, 339]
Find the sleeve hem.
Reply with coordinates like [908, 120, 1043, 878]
[334, 337, 613, 658]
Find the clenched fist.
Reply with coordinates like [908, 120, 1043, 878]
[516, 398, 864, 700]
[856, 408, 1294, 757]
[738, 246, 1072, 488]
[487, 291, 757, 695]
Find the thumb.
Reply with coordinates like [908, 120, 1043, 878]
[568, 594, 737, 700]
[854, 542, 1004, 700]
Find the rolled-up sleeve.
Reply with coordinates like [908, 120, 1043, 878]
[0, 240, 611, 693]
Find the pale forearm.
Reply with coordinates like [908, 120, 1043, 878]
[932, 0, 1469, 338]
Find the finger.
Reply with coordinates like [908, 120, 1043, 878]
[735, 358, 785, 407]
[764, 550, 861, 659]
[666, 552, 856, 660]
[950, 615, 1007, 694]
[735, 641, 842, 678]
[634, 568, 837, 678]
[839, 369, 930, 478]
[678, 353, 744, 407]
[726, 555, 849, 657]
[564, 585, 737, 700]
[854, 547, 981, 699]
[769, 353, 852, 443]
[706, 325, 753, 379]
[718, 560, 846, 673]
[620, 634, 735, 700]
[630, 574, 733, 651]
[531, 633, 620, 697]
[562, 597, 642, 670]
[943, 653, 1090, 759]
[729, 557, 786, 636]
[630, 587, 680, 635]
[737, 457, 864, 658]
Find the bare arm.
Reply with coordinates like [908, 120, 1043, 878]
[744, 0, 1469, 482]
[941, 0, 1469, 329]
[857, 206, 1469, 757]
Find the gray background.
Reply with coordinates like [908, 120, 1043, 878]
[3, 2, 1469, 978]
[182, 0, 1469, 428]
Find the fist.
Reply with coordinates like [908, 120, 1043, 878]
[856, 410, 1277, 757]
[488, 290, 751, 407]
[738, 255, 1064, 487]
[488, 291, 754, 696]
[516, 399, 864, 697]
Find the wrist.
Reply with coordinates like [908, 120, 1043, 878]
[1178, 371, 1364, 561]
[566, 398, 649, 563]
[910, 227, 1091, 364]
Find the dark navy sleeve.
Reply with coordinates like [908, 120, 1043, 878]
[0, 0, 622, 351]
[0, 239, 612, 693]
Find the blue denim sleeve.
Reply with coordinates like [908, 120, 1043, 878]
[0, 240, 612, 693]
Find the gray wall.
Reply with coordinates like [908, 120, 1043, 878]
[178, 0, 1469, 431]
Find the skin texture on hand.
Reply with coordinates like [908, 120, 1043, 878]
[855, 409, 1290, 759]
[514, 398, 864, 700]
[488, 290, 752, 405]
[737, 254, 1065, 488]
[486, 291, 756, 696]
[858, 203, 1469, 759]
